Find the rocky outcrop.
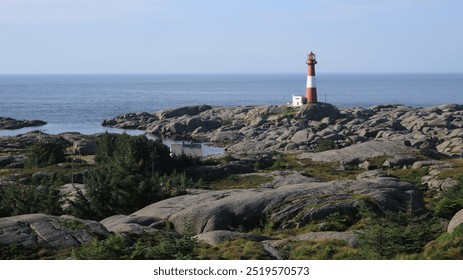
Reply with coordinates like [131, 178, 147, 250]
[132, 172, 425, 235]
[101, 103, 463, 157]
[57, 183, 86, 209]
[298, 140, 416, 163]
[156, 105, 212, 119]
[411, 160, 460, 193]
[0, 117, 46, 130]
[0, 214, 109, 248]
[186, 163, 254, 179]
[0, 213, 176, 248]
[295, 103, 340, 121]
[382, 155, 418, 169]
[0, 131, 80, 152]
[448, 209, 463, 233]
[101, 112, 155, 129]
[73, 139, 97, 155]
[0, 131, 98, 172]
[100, 215, 164, 234]
[0, 155, 16, 167]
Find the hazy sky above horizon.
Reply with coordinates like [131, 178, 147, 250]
[0, 0, 462, 74]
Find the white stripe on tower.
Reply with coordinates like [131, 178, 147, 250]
[306, 76, 316, 88]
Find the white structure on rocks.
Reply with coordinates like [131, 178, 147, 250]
[291, 95, 307, 107]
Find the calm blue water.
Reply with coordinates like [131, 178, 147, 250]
[1, 73, 462, 136]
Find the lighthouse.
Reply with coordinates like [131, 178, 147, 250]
[305, 51, 318, 103]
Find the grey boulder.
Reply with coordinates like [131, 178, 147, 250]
[299, 140, 417, 163]
[73, 139, 97, 156]
[295, 103, 341, 121]
[448, 209, 463, 233]
[131, 175, 425, 235]
[100, 215, 163, 234]
[0, 214, 109, 248]
[155, 105, 212, 119]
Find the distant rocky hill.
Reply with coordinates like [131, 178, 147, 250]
[0, 117, 46, 130]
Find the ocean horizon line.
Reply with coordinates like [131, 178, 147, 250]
[1, 72, 462, 76]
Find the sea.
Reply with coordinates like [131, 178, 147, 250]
[1, 73, 462, 137]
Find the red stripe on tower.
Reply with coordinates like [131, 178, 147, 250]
[305, 51, 318, 103]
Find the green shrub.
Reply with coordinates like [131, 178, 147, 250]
[68, 169, 192, 220]
[357, 211, 444, 259]
[0, 184, 62, 217]
[411, 224, 463, 259]
[72, 232, 198, 260]
[25, 138, 67, 167]
[434, 179, 463, 219]
[67, 133, 195, 220]
[0, 243, 67, 260]
[196, 239, 271, 260]
[322, 212, 356, 231]
[0, 243, 38, 260]
[314, 139, 336, 152]
[72, 235, 132, 260]
[278, 240, 360, 260]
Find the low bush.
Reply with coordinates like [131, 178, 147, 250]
[67, 133, 195, 220]
[72, 231, 198, 260]
[417, 224, 463, 259]
[25, 138, 67, 167]
[277, 239, 361, 260]
[195, 239, 271, 260]
[0, 184, 62, 217]
[357, 211, 445, 259]
[434, 178, 463, 219]
[314, 139, 336, 152]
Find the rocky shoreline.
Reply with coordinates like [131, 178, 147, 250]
[102, 103, 463, 157]
[0, 117, 47, 130]
[1, 103, 463, 259]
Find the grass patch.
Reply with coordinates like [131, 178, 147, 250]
[404, 224, 463, 260]
[276, 239, 362, 260]
[298, 158, 359, 181]
[437, 159, 463, 180]
[268, 153, 360, 181]
[268, 153, 302, 171]
[433, 178, 463, 219]
[388, 167, 429, 186]
[61, 219, 88, 230]
[195, 238, 271, 260]
[0, 161, 89, 187]
[201, 174, 272, 190]
[367, 155, 390, 168]
[0, 243, 71, 260]
[276, 106, 298, 118]
[0, 168, 15, 175]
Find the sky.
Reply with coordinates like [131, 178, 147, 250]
[0, 0, 462, 74]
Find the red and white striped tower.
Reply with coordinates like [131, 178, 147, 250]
[305, 51, 318, 103]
